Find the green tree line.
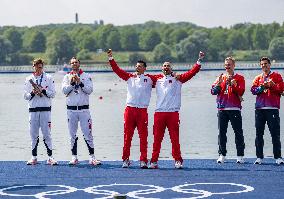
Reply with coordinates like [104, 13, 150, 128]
[0, 21, 284, 65]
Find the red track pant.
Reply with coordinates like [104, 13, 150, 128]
[122, 106, 148, 162]
[151, 112, 183, 163]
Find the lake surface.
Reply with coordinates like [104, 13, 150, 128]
[1, 68, 284, 161]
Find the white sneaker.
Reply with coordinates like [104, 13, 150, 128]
[122, 160, 130, 168]
[217, 155, 225, 163]
[236, 156, 245, 164]
[149, 162, 158, 169]
[140, 161, 148, 169]
[27, 157, 37, 165]
[69, 157, 79, 165]
[254, 158, 262, 165]
[47, 156, 58, 165]
[175, 161, 183, 169]
[89, 158, 102, 166]
[276, 158, 284, 165]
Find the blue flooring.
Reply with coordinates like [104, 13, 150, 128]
[0, 159, 283, 198]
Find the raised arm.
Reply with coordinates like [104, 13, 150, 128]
[178, 63, 201, 83]
[178, 51, 204, 83]
[107, 49, 131, 81]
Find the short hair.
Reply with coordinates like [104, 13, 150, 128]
[225, 56, 235, 65]
[259, 57, 271, 64]
[33, 58, 44, 66]
[70, 57, 80, 64]
[163, 61, 171, 67]
[137, 60, 147, 67]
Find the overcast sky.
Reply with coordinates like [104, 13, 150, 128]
[1, 0, 284, 28]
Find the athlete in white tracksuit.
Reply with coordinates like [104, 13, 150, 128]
[24, 58, 57, 165]
[62, 57, 101, 165]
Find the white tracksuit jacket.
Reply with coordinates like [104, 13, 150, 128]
[62, 71, 93, 108]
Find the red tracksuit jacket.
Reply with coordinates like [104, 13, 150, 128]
[211, 73, 245, 110]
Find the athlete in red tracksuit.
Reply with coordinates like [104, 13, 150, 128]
[211, 56, 245, 164]
[251, 57, 284, 165]
[149, 51, 205, 169]
[107, 49, 156, 168]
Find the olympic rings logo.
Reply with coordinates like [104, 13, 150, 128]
[0, 183, 254, 199]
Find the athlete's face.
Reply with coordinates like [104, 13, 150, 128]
[33, 63, 43, 75]
[162, 62, 172, 75]
[224, 60, 235, 74]
[260, 60, 271, 74]
[135, 62, 146, 75]
[70, 58, 80, 72]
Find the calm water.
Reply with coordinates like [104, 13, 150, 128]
[1, 69, 284, 161]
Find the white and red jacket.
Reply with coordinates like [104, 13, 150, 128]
[109, 59, 156, 108]
[154, 62, 201, 112]
[24, 72, 56, 108]
[62, 69, 93, 108]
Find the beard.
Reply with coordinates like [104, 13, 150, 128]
[163, 68, 171, 75]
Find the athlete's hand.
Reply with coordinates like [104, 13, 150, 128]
[263, 81, 269, 88]
[70, 76, 76, 84]
[74, 75, 81, 84]
[217, 73, 223, 85]
[107, 49, 112, 57]
[198, 51, 205, 61]
[33, 87, 42, 95]
[231, 79, 237, 86]
[267, 79, 275, 88]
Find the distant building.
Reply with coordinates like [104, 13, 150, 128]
[75, 13, 79, 24]
[94, 20, 104, 26]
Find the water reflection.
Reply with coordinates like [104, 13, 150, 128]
[0, 69, 284, 161]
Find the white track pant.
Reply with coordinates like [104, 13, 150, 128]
[67, 110, 94, 155]
[29, 111, 53, 156]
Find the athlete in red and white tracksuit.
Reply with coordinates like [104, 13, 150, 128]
[62, 57, 100, 165]
[24, 61, 56, 164]
[108, 52, 156, 166]
[150, 52, 204, 168]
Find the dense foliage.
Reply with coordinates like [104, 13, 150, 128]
[0, 21, 284, 65]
